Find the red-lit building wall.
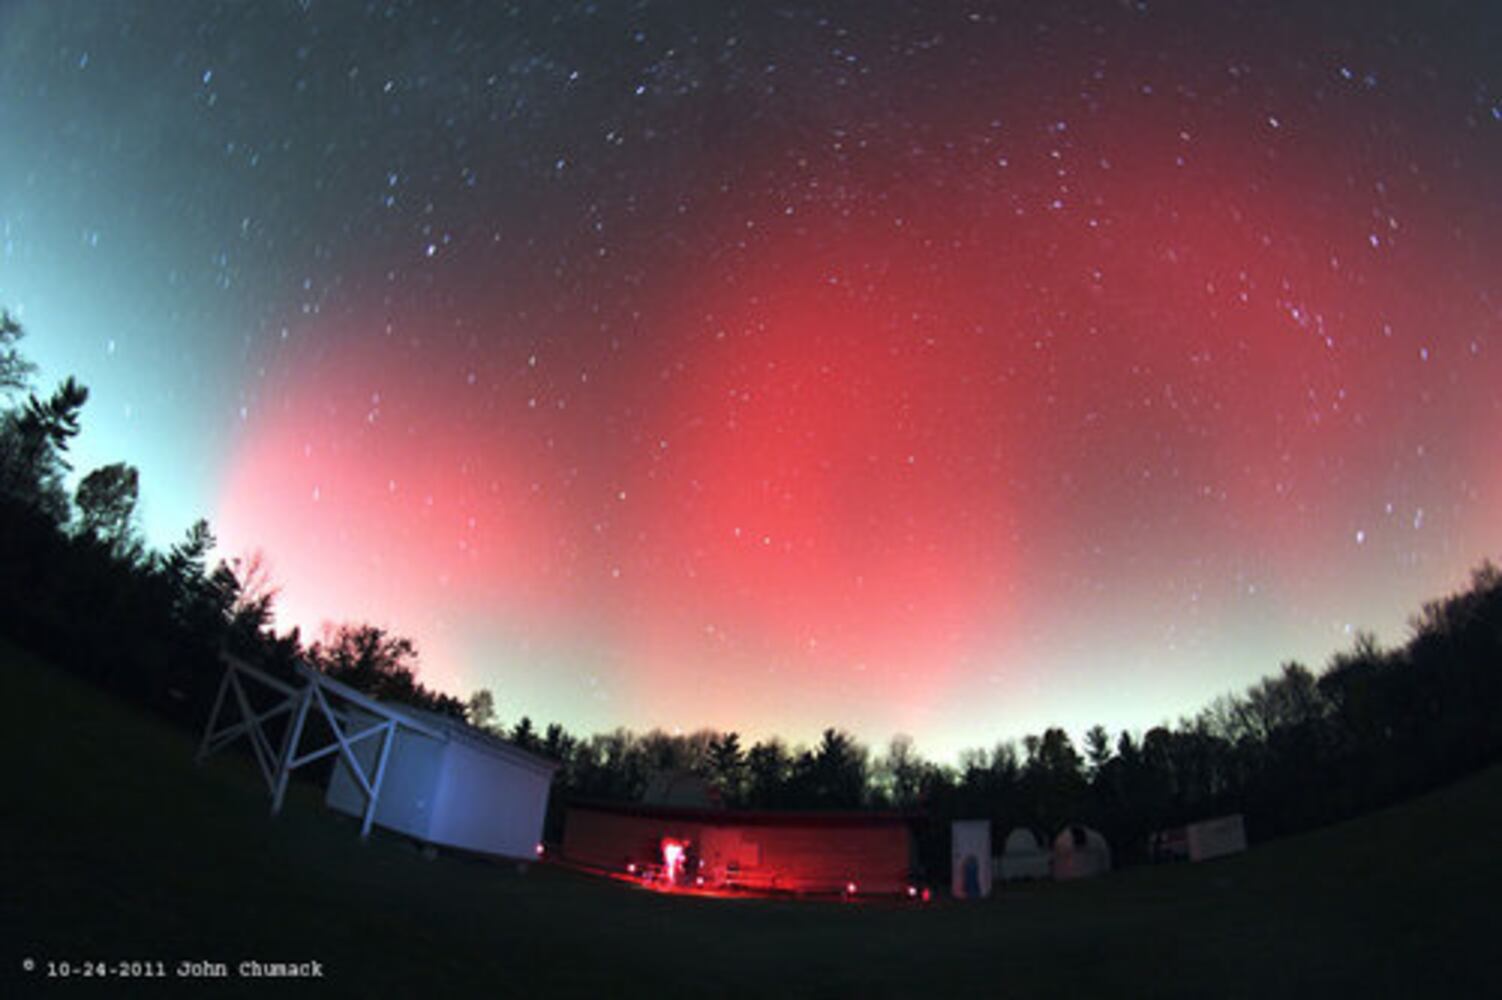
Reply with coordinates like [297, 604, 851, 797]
[563, 803, 915, 895]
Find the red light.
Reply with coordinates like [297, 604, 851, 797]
[534, 842, 544, 857]
[906, 885, 917, 898]
[695, 875, 705, 887]
[661, 838, 688, 884]
[921, 888, 932, 903]
[845, 881, 858, 895]
[627, 862, 637, 874]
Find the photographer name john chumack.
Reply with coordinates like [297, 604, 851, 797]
[179, 959, 324, 979]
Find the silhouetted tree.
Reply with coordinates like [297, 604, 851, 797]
[0, 375, 88, 521]
[582, 728, 649, 800]
[745, 738, 792, 807]
[511, 716, 539, 752]
[163, 519, 215, 595]
[1318, 632, 1388, 755]
[1030, 727, 1087, 830]
[207, 553, 281, 652]
[1084, 724, 1113, 779]
[466, 689, 498, 732]
[542, 722, 575, 763]
[0, 310, 36, 395]
[75, 462, 141, 558]
[307, 623, 462, 718]
[708, 731, 745, 804]
[151, 519, 220, 640]
[875, 734, 925, 808]
[800, 728, 868, 808]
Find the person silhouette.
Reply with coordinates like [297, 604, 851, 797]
[962, 854, 980, 898]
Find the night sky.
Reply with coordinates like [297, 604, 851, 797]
[2, 1, 1499, 761]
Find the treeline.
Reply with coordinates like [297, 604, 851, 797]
[481, 557, 1500, 874]
[0, 311, 463, 737]
[3, 310, 1500, 878]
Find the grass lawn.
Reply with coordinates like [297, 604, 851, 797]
[4, 637, 1498, 998]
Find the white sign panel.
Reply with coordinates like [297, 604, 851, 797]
[1186, 814, 1247, 862]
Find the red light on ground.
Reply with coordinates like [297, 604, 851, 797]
[695, 875, 705, 887]
[845, 881, 858, 895]
[626, 862, 637, 874]
[921, 888, 932, 903]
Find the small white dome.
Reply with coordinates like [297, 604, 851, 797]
[1003, 827, 1046, 854]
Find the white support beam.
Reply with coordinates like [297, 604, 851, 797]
[198, 655, 299, 796]
[222, 651, 299, 697]
[200, 702, 295, 769]
[284, 719, 391, 773]
[309, 681, 380, 799]
[196, 667, 234, 763]
[200, 652, 446, 842]
[270, 684, 314, 815]
[230, 668, 276, 789]
[293, 660, 444, 738]
[362, 721, 397, 838]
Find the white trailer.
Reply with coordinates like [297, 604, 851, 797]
[199, 654, 557, 858]
[326, 704, 557, 860]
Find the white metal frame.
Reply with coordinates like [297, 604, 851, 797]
[198, 652, 443, 838]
